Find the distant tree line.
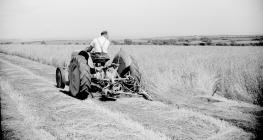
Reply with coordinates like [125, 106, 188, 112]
[112, 37, 263, 46]
[0, 42, 13, 45]
[1, 36, 262, 46]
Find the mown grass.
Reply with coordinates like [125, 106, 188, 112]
[1, 45, 263, 105]
[1, 63, 253, 140]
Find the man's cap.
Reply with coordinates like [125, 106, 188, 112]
[101, 31, 108, 35]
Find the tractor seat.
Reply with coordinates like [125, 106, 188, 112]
[91, 52, 110, 65]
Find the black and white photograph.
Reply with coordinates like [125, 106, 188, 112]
[1, 0, 263, 139]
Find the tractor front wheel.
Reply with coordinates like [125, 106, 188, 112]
[56, 67, 66, 89]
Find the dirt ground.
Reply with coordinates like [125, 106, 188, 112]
[1, 53, 262, 140]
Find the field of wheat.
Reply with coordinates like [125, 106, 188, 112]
[1, 45, 263, 105]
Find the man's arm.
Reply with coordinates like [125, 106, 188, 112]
[84, 39, 95, 52]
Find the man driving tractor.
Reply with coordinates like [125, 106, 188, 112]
[55, 30, 152, 100]
[85, 31, 111, 66]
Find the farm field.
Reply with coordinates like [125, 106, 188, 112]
[1, 45, 263, 104]
[1, 44, 263, 139]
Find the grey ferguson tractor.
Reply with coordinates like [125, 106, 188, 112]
[55, 49, 152, 101]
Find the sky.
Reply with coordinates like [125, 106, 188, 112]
[0, 0, 263, 39]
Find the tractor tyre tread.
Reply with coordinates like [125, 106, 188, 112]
[70, 55, 91, 99]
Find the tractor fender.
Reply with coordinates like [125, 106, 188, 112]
[78, 50, 95, 69]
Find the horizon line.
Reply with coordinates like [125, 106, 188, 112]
[1, 34, 263, 41]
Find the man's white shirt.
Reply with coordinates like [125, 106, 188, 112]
[90, 36, 110, 53]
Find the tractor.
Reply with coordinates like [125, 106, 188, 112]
[55, 49, 152, 101]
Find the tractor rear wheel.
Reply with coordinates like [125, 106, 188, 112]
[69, 55, 91, 99]
[113, 49, 152, 100]
[129, 58, 141, 85]
[113, 50, 141, 79]
[123, 60, 141, 92]
[113, 49, 141, 91]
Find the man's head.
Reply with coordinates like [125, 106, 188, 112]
[101, 31, 109, 39]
